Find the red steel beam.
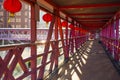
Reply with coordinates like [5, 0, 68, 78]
[80, 21, 107, 23]
[38, 10, 56, 79]
[60, 3, 120, 9]
[31, 1, 37, 80]
[77, 18, 110, 20]
[69, 12, 115, 16]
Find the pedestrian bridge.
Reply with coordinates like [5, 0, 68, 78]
[0, 0, 120, 80]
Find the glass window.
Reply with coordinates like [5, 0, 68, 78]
[10, 18, 15, 22]
[25, 11, 28, 16]
[25, 18, 28, 22]
[24, 25, 27, 28]
[16, 25, 21, 28]
[25, 5, 28, 9]
[16, 18, 21, 22]
[0, 11, 3, 16]
[11, 25, 15, 28]
[16, 12, 21, 16]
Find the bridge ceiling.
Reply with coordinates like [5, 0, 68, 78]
[43, 0, 120, 32]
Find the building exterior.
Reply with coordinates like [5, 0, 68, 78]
[0, 0, 31, 28]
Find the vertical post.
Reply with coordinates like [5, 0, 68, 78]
[115, 15, 119, 61]
[31, 2, 37, 80]
[65, 17, 69, 61]
[109, 23, 112, 52]
[72, 21, 75, 53]
[75, 22, 78, 50]
[54, 9, 59, 68]
[57, 10, 67, 61]
[78, 24, 81, 45]
[3, 10, 8, 28]
[118, 15, 120, 61]
[70, 20, 75, 54]
[111, 20, 115, 58]
[108, 25, 111, 50]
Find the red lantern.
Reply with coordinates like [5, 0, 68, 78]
[3, 0, 22, 13]
[61, 21, 67, 27]
[75, 27, 80, 31]
[69, 24, 74, 29]
[42, 13, 52, 23]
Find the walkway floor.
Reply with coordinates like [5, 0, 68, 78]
[47, 40, 120, 80]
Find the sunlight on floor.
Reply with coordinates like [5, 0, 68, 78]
[69, 64, 72, 69]
[76, 65, 82, 74]
[86, 41, 93, 52]
[81, 56, 87, 64]
[72, 72, 80, 80]
[65, 70, 68, 75]
[58, 68, 63, 74]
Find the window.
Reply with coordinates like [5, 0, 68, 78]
[24, 25, 27, 28]
[16, 25, 21, 28]
[0, 11, 3, 16]
[16, 18, 21, 22]
[11, 25, 15, 28]
[16, 12, 21, 16]
[10, 18, 15, 22]
[25, 5, 28, 9]
[25, 18, 28, 22]
[25, 11, 28, 16]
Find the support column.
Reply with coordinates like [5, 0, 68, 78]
[30, 2, 37, 80]
[65, 17, 69, 61]
[115, 15, 119, 61]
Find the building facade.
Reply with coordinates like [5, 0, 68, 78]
[0, 0, 31, 28]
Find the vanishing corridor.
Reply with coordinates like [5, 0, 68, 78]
[47, 40, 120, 80]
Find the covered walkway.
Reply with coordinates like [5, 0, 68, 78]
[0, 0, 120, 80]
[47, 40, 120, 80]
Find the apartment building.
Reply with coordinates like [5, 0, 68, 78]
[0, 0, 31, 28]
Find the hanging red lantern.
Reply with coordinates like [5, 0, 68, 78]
[69, 24, 74, 29]
[61, 21, 67, 27]
[42, 13, 52, 24]
[75, 27, 80, 31]
[3, 0, 22, 14]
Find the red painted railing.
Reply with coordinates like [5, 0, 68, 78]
[100, 13, 120, 61]
[0, 35, 87, 80]
[0, 0, 89, 79]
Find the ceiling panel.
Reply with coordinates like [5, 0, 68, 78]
[52, 0, 120, 6]
[44, 0, 120, 32]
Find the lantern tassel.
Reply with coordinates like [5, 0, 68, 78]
[8, 12, 15, 23]
[46, 22, 48, 27]
[8, 17, 10, 23]
[9, 13, 15, 17]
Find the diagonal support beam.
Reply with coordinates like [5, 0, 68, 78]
[60, 3, 120, 10]
[38, 9, 56, 80]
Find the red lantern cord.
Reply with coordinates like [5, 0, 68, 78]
[43, 13, 52, 23]
[3, 0, 22, 13]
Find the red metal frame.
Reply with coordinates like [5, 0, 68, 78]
[77, 18, 109, 21]
[31, 2, 37, 80]
[100, 12, 120, 62]
[59, 3, 120, 9]
[0, 0, 90, 80]
[69, 12, 115, 16]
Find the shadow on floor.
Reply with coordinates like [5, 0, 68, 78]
[47, 40, 120, 80]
